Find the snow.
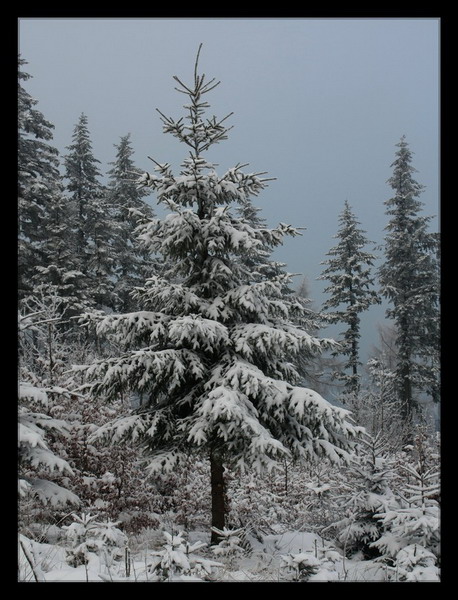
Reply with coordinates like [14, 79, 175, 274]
[20, 527, 433, 582]
[23, 446, 73, 473]
[19, 382, 48, 406]
[28, 479, 80, 507]
[19, 422, 47, 449]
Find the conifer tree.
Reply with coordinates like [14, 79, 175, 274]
[106, 133, 154, 312]
[64, 113, 116, 310]
[18, 58, 66, 299]
[371, 428, 440, 581]
[319, 200, 379, 396]
[378, 137, 440, 428]
[81, 47, 363, 543]
[19, 309, 80, 513]
[332, 432, 398, 560]
[19, 59, 89, 318]
[19, 381, 81, 511]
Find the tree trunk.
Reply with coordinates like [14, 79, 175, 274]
[210, 451, 226, 544]
[402, 367, 412, 421]
[400, 359, 414, 445]
[348, 286, 360, 397]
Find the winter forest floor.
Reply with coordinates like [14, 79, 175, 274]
[18, 444, 441, 583]
[20, 527, 388, 582]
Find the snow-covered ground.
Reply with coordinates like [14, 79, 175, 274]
[19, 528, 391, 582]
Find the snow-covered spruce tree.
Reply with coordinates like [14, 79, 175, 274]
[146, 531, 221, 581]
[81, 46, 363, 544]
[19, 379, 80, 515]
[106, 133, 155, 312]
[378, 137, 440, 431]
[19, 303, 83, 532]
[319, 200, 380, 397]
[18, 58, 74, 303]
[331, 432, 398, 560]
[292, 460, 348, 534]
[34, 198, 89, 321]
[64, 113, 116, 311]
[63, 512, 127, 569]
[371, 427, 440, 581]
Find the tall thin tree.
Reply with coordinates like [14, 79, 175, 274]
[106, 133, 154, 312]
[64, 114, 116, 310]
[319, 200, 379, 396]
[18, 58, 64, 299]
[378, 137, 440, 429]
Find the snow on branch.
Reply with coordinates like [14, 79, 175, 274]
[21, 478, 80, 507]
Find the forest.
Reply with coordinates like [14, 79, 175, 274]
[18, 48, 440, 582]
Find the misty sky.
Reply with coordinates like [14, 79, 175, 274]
[18, 17, 440, 363]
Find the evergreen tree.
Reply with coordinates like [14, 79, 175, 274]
[106, 133, 154, 312]
[81, 47, 363, 543]
[18, 58, 66, 299]
[35, 202, 88, 319]
[319, 200, 379, 395]
[371, 428, 440, 581]
[19, 381, 80, 511]
[64, 113, 116, 310]
[19, 59, 88, 318]
[331, 432, 398, 560]
[19, 309, 80, 514]
[378, 137, 440, 428]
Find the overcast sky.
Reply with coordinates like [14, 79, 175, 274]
[18, 17, 440, 362]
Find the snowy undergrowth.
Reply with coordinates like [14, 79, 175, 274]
[19, 527, 392, 582]
[18, 437, 440, 582]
